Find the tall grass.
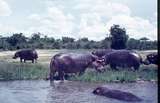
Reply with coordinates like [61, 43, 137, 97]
[0, 62, 49, 81]
[69, 65, 157, 83]
[0, 61, 157, 82]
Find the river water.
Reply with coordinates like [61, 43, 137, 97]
[0, 80, 157, 103]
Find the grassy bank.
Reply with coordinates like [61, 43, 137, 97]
[0, 49, 157, 82]
[0, 62, 49, 80]
[69, 65, 157, 83]
[0, 61, 157, 82]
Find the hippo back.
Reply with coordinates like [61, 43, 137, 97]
[92, 49, 114, 57]
[53, 53, 95, 70]
[50, 52, 103, 74]
[103, 50, 142, 69]
[15, 49, 38, 60]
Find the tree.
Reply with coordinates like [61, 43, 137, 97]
[6, 33, 27, 49]
[139, 37, 149, 41]
[0, 32, 157, 50]
[127, 38, 140, 50]
[62, 37, 75, 44]
[77, 38, 90, 49]
[110, 24, 128, 49]
[0, 36, 10, 50]
[30, 33, 41, 43]
[101, 37, 111, 49]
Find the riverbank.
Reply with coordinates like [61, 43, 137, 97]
[0, 61, 157, 82]
[0, 49, 157, 82]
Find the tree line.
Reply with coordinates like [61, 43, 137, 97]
[0, 25, 157, 50]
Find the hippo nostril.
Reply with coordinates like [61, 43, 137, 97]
[93, 90, 98, 94]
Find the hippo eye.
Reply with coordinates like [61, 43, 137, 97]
[96, 89, 100, 93]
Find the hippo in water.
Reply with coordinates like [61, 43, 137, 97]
[49, 53, 104, 81]
[102, 50, 143, 70]
[13, 49, 38, 63]
[144, 52, 158, 65]
[93, 86, 142, 102]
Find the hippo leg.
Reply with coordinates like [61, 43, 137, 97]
[32, 59, 34, 63]
[35, 58, 37, 63]
[133, 65, 140, 71]
[79, 69, 85, 76]
[58, 70, 65, 81]
[50, 69, 56, 81]
[110, 64, 118, 70]
[20, 58, 23, 63]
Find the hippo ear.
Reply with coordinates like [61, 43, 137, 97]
[91, 51, 95, 55]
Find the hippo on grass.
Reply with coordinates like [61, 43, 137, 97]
[102, 50, 143, 70]
[49, 53, 104, 81]
[144, 53, 158, 65]
[13, 49, 38, 63]
[91, 49, 114, 58]
[93, 86, 142, 102]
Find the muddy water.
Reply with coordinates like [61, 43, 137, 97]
[0, 80, 157, 103]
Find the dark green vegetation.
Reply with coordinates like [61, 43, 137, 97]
[110, 25, 128, 49]
[0, 24, 157, 51]
[0, 61, 157, 82]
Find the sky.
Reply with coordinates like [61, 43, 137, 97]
[0, 0, 157, 41]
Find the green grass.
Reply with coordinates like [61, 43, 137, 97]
[0, 62, 49, 81]
[69, 65, 157, 83]
[0, 49, 158, 82]
[0, 61, 157, 82]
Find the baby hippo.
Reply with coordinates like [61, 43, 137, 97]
[93, 87, 142, 102]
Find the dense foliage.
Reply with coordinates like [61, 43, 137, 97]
[0, 24, 157, 50]
[110, 25, 128, 49]
[0, 33, 157, 50]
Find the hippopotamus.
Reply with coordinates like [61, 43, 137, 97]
[93, 86, 142, 102]
[144, 53, 158, 65]
[13, 49, 38, 63]
[49, 53, 104, 81]
[102, 50, 143, 70]
[91, 49, 114, 57]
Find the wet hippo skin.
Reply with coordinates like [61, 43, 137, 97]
[93, 86, 142, 102]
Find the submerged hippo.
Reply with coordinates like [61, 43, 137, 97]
[102, 50, 143, 70]
[144, 53, 158, 65]
[49, 53, 104, 81]
[93, 87, 142, 102]
[13, 49, 38, 63]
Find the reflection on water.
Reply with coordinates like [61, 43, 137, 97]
[0, 80, 157, 103]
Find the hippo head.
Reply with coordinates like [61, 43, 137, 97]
[90, 54, 104, 72]
[93, 87, 109, 95]
[92, 59, 105, 72]
[144, 53, 157, 65]
[13, 52, 19, 59]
